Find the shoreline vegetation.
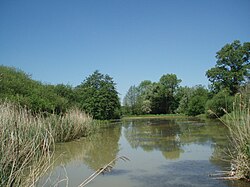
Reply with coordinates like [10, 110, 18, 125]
[122, 114, 187, 120]
[220, 94, 250, 180]
[0, 101, 98, 187]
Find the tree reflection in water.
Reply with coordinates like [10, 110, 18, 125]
[123, 118, 228, 160]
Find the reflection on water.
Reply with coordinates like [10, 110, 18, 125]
[39, 118, 248, 187]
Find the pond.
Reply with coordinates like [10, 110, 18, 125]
[39, 118, 248, 187]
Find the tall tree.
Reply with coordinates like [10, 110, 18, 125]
[123, 85, 139, 115]
[206, 40, 250, 95]
[159, 74, 181, 113]
[76, 70, 120, 120]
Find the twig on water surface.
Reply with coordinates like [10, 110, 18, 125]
[78, 156, 130, 187]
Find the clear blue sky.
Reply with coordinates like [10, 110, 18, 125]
[0, 0, 249, 100]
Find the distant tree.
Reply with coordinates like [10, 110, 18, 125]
[76, 70, 120, 120]
[175, 86, 193, 114]
[147, 83, 166, 114]
[123, 85, 139, 115]
[159, 74, 181, 113]
[186, 85, 209, 116]
[206, 40, 250, 95]
[123, 81, 153, 115]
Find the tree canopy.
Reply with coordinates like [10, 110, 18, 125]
[206, 40, 250, 95]
[76, 70, 120, 120]
[123, 74, 181, 115]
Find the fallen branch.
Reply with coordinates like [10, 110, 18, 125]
[78, 156, 130, 187]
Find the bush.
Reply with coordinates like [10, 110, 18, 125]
[205, 89, 234, 118]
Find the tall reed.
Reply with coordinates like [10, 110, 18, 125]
[222, 94, 250, 180]
[0, 101, 93, 186]
[47, 108, 92, 142]
[0, 102, 53, 187]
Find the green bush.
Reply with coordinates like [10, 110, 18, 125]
[0, 66, 68, 114]
[205, 89, 234, 118]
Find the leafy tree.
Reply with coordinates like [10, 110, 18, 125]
[175, 86, 193, 114]
[187, 85, 209, 116]
[123, 81, 153, 115]
[159, 74, 181, 113]
[123, 85, 139, 115]
[76, 70, 120, 120]
[147, 83, 166, 114]
[205, 89, 234, 118]
[54, 84, 77, 108]
[206, 40, 250, 95]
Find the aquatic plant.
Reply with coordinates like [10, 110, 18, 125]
[0, 102, 53, 187]
[222, 94, 250, 180]
[0, 101, 93, 186]
[47, 107, 92, 142]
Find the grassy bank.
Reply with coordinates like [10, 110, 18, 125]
[122, 114, 187, 120]
[0, 101, 93, 187]
[221, 94, 250, 180]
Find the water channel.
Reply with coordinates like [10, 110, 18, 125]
[39, 118, 248, 187]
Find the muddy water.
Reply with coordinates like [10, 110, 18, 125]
[39, 118, 248, 187]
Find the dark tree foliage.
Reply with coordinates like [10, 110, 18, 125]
[76, 70, 120, 120]
[206, 40, 250, 95]
[159, 74, 181, 113]
[147, 83, 166, 114]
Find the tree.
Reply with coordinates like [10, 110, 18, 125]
[175, 86, 193, 114]
[123, 80, 153, 115]
[159, 74, 181, 113]
[147, 83, 166, 114]
[206, 40, 250, 95]
[76, 70, 120, 120]
[187, 85, 209, 116]
[123, 85, 139, 115]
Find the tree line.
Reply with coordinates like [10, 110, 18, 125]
[0, 68, 120, 120]
[0, 40, 249, 120]
[123, 40, 250, 117]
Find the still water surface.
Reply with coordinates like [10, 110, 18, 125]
[40, 118, 248, 187]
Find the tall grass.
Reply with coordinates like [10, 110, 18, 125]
[0, 102, 53, 186]
[46, 108, 92, 142]
[222, 94, 250, 180]
[0, 101, 93, 187]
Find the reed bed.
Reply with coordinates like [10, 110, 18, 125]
[0, 102, 53, 186]
[46, 108, 93, 142]
[221, 94, 250, 180]
[0, 101, 93, 187]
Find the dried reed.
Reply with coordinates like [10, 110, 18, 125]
[78, 156, 130, 187]
[0, 101, 93, 186]
[0, 102, 53, 187]
[219, 94, 250, 180]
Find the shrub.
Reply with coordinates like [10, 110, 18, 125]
[206, 89, 234, 118]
